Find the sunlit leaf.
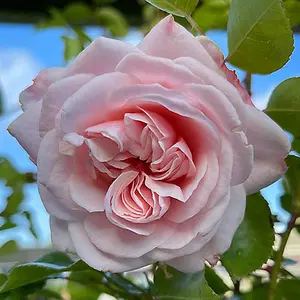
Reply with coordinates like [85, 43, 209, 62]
[222, 193, 274, 278]
[0, 241, 18, 256]
[145, 0, 199, 17]
[62, 36, 84, 62]
[227, 0, 294, 74]
[193, 0, 230, 32]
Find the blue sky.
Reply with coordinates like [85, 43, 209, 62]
[0, 24, 299, 247]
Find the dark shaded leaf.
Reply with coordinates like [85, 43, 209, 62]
[205, 265, 229, 295]
[154, 265, 219, 299]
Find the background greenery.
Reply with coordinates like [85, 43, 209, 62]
[0, 0, 300, 299]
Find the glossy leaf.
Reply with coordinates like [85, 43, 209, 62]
[222, 193, 275, 278]
[193, 0, 230, 32]
[266, 77, 300, 138]
[154, 265, 219, 299]
[145, 0, 199, 16]
[205, 265, 229, 295]
[96, 7, 128, 37]
[0, 252, 88, 293]
[227, 0, 294, 74]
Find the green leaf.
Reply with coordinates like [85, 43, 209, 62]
[227, 0, 294, 74]
[241, 283, 269, 299]
[2, 182, 24, 217]
[193, 0, 230, 32]
[63, 2, 92, 23]
[62, 36, 84, 62]
[67, 281, 101, 300]
[266, 77, 300, 138]
[276, 279, 300, 299]
[280, 193, 293, 213]
[284, 0, 300, 27]
[37, 8, 67, 28]
[154, 265, 219, 299]
[96, 7, 128, 37]
[0, 251, 88, 293]
[204, 265, 229, 295]
[0, 158, 20, 185]
[0, 220, 17, 231]
[0, 241, 18, 256]
[283, 155, 300, 213]
[22, 211, 38, 239]
[145, 0, 199, 17]
[222, 193, 275, 278]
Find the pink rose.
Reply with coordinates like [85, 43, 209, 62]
[9, 16, 290, 273]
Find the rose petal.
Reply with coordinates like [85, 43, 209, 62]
[84, 213, 174, 258]
[138, 16, 217, 70]
[69, 222, 152, 272]
[50, 216, 76, 252]
[58, 72, 139, 135]
[65, 37, 141, 76]
[116, 53, 201, 88]
[244, 106, 290, 194]
[20, 67, 65, 111]
[8, 101, 42, 163]
[39, 74, 94, 137]
[165, 185, 246, 272]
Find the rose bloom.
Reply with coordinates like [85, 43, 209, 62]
[9, 16, 290, 273]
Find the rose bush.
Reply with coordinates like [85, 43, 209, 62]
[8, 16, 290, 273]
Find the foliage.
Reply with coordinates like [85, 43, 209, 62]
[1, 0, 300, 299]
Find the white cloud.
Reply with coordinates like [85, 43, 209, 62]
[0, 50, 41, 112]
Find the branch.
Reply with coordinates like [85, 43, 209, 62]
[268, 214, 297, 300]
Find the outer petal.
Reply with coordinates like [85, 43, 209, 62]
[50, 216, 76, 252]
[8, 101, 42, 163]
[196, 36, 253, 106]
[68, 222, 152, 272]
[37, 130, 85, 220]
[20, 67, 65, 111]
[138, 16, 217, 70]
[39, 74, 94, 137]
[64, 37, 141, 76]
[84, 213, 174, 258]
[244, 106, 290, 194]
[166, 185, 246, 273]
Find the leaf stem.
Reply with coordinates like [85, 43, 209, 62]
[268, 214, 297, 300]
[185, 14, 205, 35]
[243, 72, 252, 96]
